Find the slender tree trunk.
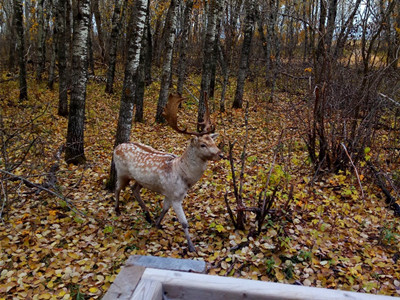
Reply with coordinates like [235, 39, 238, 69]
[14, 0, 28, 101]
[144, 17, 153, 85]
[232, 0, 255, 109]
[92, 0, 105, 61]
[88, 12, 95, 76]
[302, 0, 308, 61]
[155, 0, 179, 123]
[209, 6, 222, 99]
[65, 0, 90, 164]
[135, 4, 151, 123]
[36, 0, 46, 81]
[48, 13, 57, 90]
[325, 0, 338, 54]
[333, 0, 361, 58]
[107, 0, 148, 190]
[177, 0, 194, 95]
[105, 0, 124, 94]
[56, 0, 68, 116]
[198, 0, 220, 124]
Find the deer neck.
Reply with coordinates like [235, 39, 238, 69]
[176, 144, 208, 188]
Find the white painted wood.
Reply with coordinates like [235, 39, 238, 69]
[130, 279, 163, 300]
[141, 268, 395, 300]
[102, 265, 145, 300]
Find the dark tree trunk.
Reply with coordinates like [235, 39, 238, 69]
[107, 0, 148, 190]
[65, 0, 91, 164]
[92, 0, 105, 61]
[232, 0, 255, 109]
[48, 9, 57, 90]
[219, 0, 240, 112]
[325, 0, 338, 54]
[56, 0, 68, 117]
[144, 16, 153, 85]
[155, 0, 179, 123]
[14, 0, 28, 101]
[302, 0, 308, 61]
[105, 0, 124, 94]
[177, 0, 193, 95]
[88, 12, 95, 76]
[36, 0, 46, 82]
[333, 0, 361, 58]
[198, 0, 220, 124]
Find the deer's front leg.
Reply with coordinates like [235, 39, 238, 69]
[171, 201, 196, 253]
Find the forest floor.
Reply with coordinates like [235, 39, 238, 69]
[0, 73, 399, 299]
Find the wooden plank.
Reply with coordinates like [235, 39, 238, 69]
[127, 255, 206, 273]
[102, 265, 145, 300]
[141, 268, 396, 300]
[130, 279, 163, 300]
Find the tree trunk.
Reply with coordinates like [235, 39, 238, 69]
[135, 4, 151, 123]
[177, 0, 194, 95]
[232, 0, 255, 109]
[325, 0, 338, 54]
[65, 0, 91, 164]
[92, 0, 105, 61]
[88, 11, 95, 76]
[333, 0, 361, 58]
[56, 0, 68, 117]
[197, 0, 220, 124]
[36, 0, 46, 82]
[155, 0, 179, 123]
[14, 0, 28, 101]
[107, 0, 148, 190]
[48, 9, 57, 90]
[144, 16, 153, 85]
[105, 0, 124, 94]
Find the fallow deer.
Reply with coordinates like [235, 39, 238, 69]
[113, 93, 223, 252]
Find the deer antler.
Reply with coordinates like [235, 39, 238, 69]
[163, 93, 215, 136]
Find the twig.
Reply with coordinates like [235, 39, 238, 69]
[368, 162, 400, 216]
[223, 190, 237, 228]
[379, 93, 400, 107]
[0, 169, 85, 217]
[238, 101, 249, 198]
[341, 143, 365, 202]
[183, 85, 199, 103]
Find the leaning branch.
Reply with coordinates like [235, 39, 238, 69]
[0, 169, 85, 217]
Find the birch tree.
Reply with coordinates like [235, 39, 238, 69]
[107, 0, 148, 190]
[65, 0, 91, 164]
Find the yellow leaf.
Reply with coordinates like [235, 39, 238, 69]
[89, 287, 98, 293]
[275, 269, 285, 281]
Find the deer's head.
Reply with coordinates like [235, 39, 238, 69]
[163, 93, 223, 161]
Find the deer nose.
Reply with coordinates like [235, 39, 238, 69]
[219, 153, 225, 159]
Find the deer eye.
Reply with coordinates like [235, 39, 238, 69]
[200, 143, 207, 148]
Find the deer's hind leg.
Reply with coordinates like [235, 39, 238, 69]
[115, 176, 130, 215]
[132, 183, 152, 223]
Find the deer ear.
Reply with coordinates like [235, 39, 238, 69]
[210, 133, 219, 140]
